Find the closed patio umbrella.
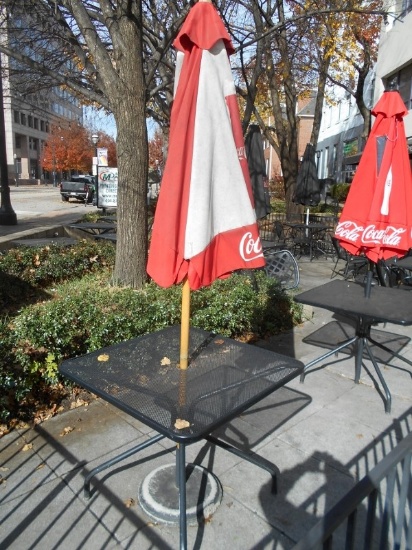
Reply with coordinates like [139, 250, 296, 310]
[335, 89, 412, 262]
[245, 124, 271, 219]
[293, 142, 321, 207]
[147, 0, 265, 366]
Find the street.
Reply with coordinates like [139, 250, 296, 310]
[9, 185, 95, 219]
[0, 185, 100, 240]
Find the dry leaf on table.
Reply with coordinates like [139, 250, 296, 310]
[22, 443, 33, 452]
[174, 418, 190, 430]
[98, 354, 110, 362]
[160, 356, 171, 366]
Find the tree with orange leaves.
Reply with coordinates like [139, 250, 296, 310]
[41, 125, 117, 178]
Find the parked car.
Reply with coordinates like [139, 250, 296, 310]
[60, 175, 96, 203]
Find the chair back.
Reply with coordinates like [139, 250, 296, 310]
[264, 249, 299, 290]
[274, 220, 285, 240]
[331, 236, 348, 261]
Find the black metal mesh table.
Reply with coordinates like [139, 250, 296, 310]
[295, 279, 412, 413]
[60, 325, 303, 549]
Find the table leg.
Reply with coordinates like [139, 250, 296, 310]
[206, 435, 278, 494]
[354, 337, 364, 383]
[363, 338, 392, 414]
[83, 433, 165, 499]
[177, 443, 188, 550]
[300, 335, 358, 382]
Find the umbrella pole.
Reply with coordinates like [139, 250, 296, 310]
[180, 277, 190, 370]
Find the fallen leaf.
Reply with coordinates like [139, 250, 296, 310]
[160, 356, 171, 366]
[0, 476, 6, 485]
[0, 425, 10, 437]
[36, 463, 46, 470]
[22, 443, 33, 452]
[60, 426, 74, 437]
[356, 433, 364, 439]
[174, 418, 190, 430]
[98, 354, 109, 362]
[70, 398, 88, 409]
[124, 497, 136, 508]
[214, 339, 225, 345]
[0, 467, 9, 472]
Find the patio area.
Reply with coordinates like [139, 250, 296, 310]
[1, 256, 411, 549]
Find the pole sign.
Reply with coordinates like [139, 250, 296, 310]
[97, 148, 108, 167]
[97, 167, 118, 208]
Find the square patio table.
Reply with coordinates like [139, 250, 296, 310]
[283, 222, 329, 260]
[294, 279, 412, 413]
[59, 325, 303, 549]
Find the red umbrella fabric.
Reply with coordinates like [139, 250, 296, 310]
[335, 90, 412, 262]
[147, 1, 265, 291]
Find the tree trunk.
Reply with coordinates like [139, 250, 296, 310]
[109, 12, 148, 288]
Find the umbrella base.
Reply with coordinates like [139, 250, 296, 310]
[138, 463, 222, 525]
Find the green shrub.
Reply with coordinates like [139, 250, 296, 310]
[0, 270, 302, 421]
[0, 239, 115, 288]
[0, 240, 303, 424]
[330, 183, 350, 202]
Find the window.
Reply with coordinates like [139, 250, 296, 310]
[333, 144, 338, 175]
[15, 134, 22, 149]
[14, 110, 20, 123]
[28, 115, 33, 128]
[401, 0, 412, 17]
[384, 63, 412, 109]
[29, 137, 38, 150]
[323, 147, 329, 177]
[20, 113, 26, 125]
[34, 118, 39, 130]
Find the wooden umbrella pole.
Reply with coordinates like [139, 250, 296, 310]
[180, 277, 191, 370]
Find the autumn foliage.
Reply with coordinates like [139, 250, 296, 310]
[41, 125, 117, 175]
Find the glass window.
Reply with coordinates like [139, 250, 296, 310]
[14, 110, 20, 123]
[20, 113, 26, 125]
[29, 137, 38, 150]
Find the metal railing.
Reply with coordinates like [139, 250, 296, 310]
[292, 431, 412, 549]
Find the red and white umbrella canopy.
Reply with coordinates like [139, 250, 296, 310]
[147, 1, 265, 291]
[335, 90, 412, 262]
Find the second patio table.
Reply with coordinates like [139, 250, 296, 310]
[283, 222, 329, 260]
[294, 279, 412, 413]
[59, 325, 303, 550]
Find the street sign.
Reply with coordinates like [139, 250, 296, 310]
[97, 167, 118, 208]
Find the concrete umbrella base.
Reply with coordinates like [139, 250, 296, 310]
[138, 463, 223, 525]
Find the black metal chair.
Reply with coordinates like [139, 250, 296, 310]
[261, 220, 295, 252]
[330, 236, 368, 280]
[292, 431, 412, 550]
[375, 259, 412, 290]
[264, 249, 300, 290]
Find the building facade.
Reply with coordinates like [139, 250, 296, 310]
[316, 91, 364, 185]
[375, 0, 412, 150]
[316, 1, 412, 186]
[2, 51, 83, 185]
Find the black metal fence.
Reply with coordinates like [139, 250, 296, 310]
[292, 431, 412, 549]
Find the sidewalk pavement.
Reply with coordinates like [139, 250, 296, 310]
[0, 188, 100, 248]
[1, 217, 411, 549]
